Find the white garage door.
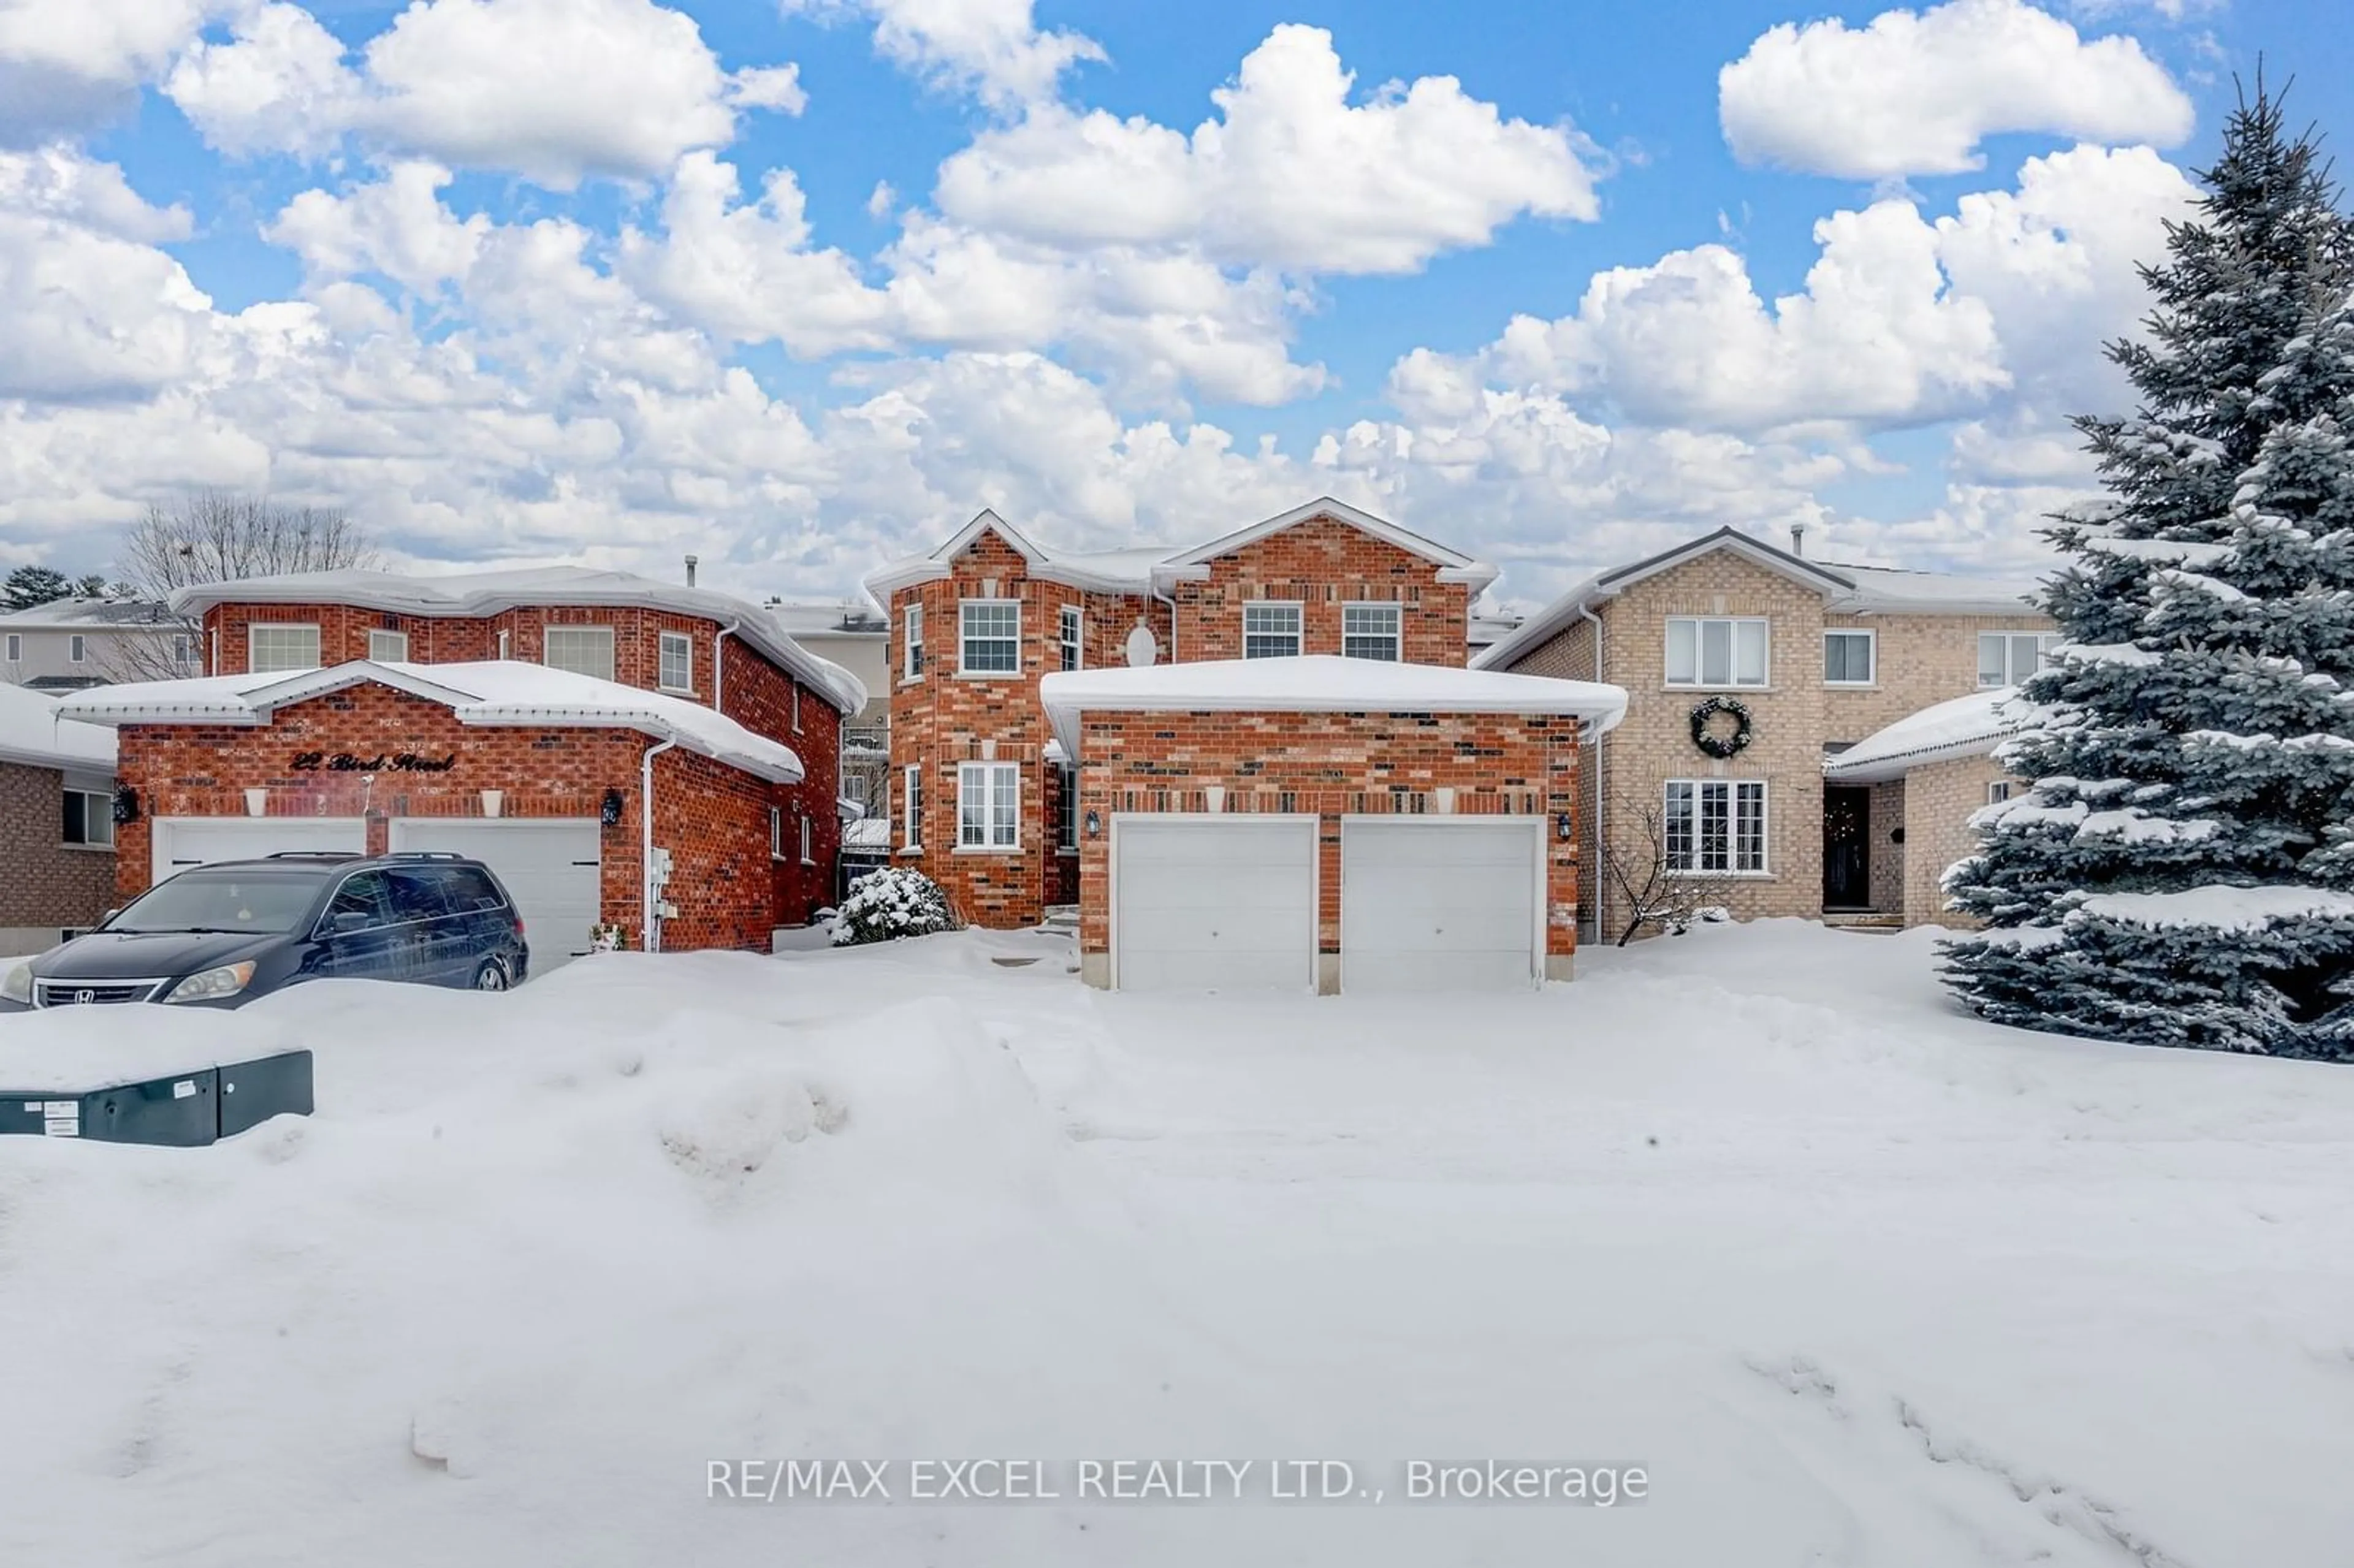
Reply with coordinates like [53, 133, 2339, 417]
[153, 817, 366, 883]
[389, 819, 602, 975]
[1340, 817, 1544, 993]
[1113, 815, 1317, 992]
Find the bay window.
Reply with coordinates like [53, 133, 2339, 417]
[958, 762, 1019, 850]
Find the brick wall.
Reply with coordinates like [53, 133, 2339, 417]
[111, 683, 779, 951]
[1171, 516, 1471, 665]
[1071, 709, 1580, 963]
[1902, 754, 2014, 929]
[0, 760, 115, 930]
[1498, 551, 2054, 931]
[1867, 777, 1906, 913]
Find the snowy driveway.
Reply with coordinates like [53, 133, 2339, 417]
[2, 921, 2350, 1566]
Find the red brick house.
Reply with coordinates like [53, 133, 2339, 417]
[57, 568, 866, 969]
[0, 680, 118, 956]
[864, 498, 1628, 992]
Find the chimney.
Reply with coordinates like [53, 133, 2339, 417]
[684, 554, 699, 587]
[1789, 522, 1807, 558]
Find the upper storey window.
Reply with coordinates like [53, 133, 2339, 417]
[543, 626, 615, 682]
[248, 624, 320, 674]
[1665, 617, 1767, 688]
[1342, 603, 1401, 661]
[960, 601, 1020, 674]
[1243, 603, 1302, 659]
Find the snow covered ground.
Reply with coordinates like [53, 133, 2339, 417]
[3, 921, 2350, 1566]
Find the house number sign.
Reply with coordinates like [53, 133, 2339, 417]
[289, 750, 458, 773]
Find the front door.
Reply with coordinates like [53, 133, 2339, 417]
[1823, 786, 1870, 909]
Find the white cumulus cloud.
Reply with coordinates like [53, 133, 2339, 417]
[1718, 0, 2193, 180]
[0, 0, 213, 143]
[790, 0, 1104, 111]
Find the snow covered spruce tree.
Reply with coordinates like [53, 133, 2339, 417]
[1943, 89, 2354, 1056]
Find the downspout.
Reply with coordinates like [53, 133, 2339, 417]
[1580, 603, 1606, 944]
[641, 736, 679, 952]
[1151, 586, 1178, 663]
[712, 621, 737, 713]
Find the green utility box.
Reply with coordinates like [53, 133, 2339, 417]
[0, 1050, 313, 1147]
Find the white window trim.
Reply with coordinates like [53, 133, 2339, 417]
[657, 630, 694, 693]
[1664, 616, 1770, 690]
[171, 634, 196, 665]
[799, 813, 815, 866]
[1056, 761, 1079, 854]
[1242, 599, 1305, 660]
[792, 682, 802, 733]
[901, 763, 924, 851]
[247, 622, 321, 674]
[958, 598, 1022, 677]
[769, 804, 785, 860]
[904, 603, 925, 683]
[68, 634, 86, 664]
[1662, 777, 1772, 877]
[956, 761, 1021, 852]
[368, 628, 410, 663]
[1979, 630, 2060, 689]
[3, 633, 18, 661]
[1059, 604, 1084, 672]
[63, 786, 115, 850]
[1987, 780, 2014, 805]
[542, 623, 616, 681]
[497, 628, 512, 660]
[1822, 627, 1876, 687]
[1340, 601, 1404, 661]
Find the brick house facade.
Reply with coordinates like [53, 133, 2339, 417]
[69, 568, 863, 957]
[1479, 528, 2052, 935]
[867, 500, 1495, 931]
[0, 683, 118, 953]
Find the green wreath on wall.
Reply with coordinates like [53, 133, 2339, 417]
[1688, 696, 1754, 759]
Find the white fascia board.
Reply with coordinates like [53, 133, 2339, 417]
[245, 661, 482, 715]
[1823, 733, 2008, 783]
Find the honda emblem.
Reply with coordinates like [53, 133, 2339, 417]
[74, 989, 94, 1005]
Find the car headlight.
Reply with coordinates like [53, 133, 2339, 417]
[1, 963, 31, 1005]
[166, 962, 256, 1003]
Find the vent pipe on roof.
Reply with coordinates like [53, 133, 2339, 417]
[1789, 522, 1807, 558]
[684, 554, 699, 587]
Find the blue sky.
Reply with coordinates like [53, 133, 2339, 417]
[2, 0, 2349, 606]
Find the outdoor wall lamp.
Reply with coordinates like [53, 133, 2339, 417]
[1556, 813, 1572, 841]
[601, 787, 626, 828]
[1085, 810, 1100, 837]
[112, 785, 140, 825]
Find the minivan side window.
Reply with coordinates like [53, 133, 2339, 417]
[436, 866, 506, 913]
[325, 872, 394, 928]
[387, 869, 452, 922]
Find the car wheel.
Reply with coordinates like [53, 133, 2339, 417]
[470, 959, 509, 992]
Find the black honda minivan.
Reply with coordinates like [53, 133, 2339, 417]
[0, 852, 531, 1012]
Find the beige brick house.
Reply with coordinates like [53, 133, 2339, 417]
[864, 499, 1628, 992]
[1476, 527, 2051, 938]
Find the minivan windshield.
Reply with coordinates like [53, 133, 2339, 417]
[106, 869, 329, 935]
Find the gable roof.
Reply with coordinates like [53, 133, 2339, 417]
[1472, 527, 2052, 671]
[166, 566, 867, 715]
[55, 660, 805, 783]
[861, 497, 1498, 602]
[0, 680, 116, 774]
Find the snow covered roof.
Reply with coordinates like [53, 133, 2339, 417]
[0, 680, 116, 774]
[0, 596, 180, 631]
[55, 661, 804, 783]
[1823, 687, 2022, 783]
[166, 566, 867, 716]
[861, 498, 1498, 601]
[1474, 527, 2053, 671]
[844, 817, 891, 851]
[1039, 655, 1628, 756]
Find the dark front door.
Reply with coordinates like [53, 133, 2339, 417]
[1824, 786, 1870, 909]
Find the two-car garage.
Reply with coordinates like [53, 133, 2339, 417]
[148, 816, 603, 976]
[1109, 813, 1548, 995]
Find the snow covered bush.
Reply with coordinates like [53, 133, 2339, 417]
[831, 867, 957, 946]
[1942, 89, 2354, 1057]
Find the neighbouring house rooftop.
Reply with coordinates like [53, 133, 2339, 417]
[0, 680, 117, 774]
[862, 497, 1499, 601]
[166, 566, 869, 716]
[1823, 687, 2022, 783]
[1038, 655, 1628, 756]
[1472, 527, 2055, 672]
[0, 596, 182, 631]
[56, 660, 806, 783]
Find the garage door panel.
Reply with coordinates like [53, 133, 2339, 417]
[1341, 820, 1542, 994]
[1113, 818, 1316, 993]
[389, 820, 601, 975]
[154, 818, 366, 881]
